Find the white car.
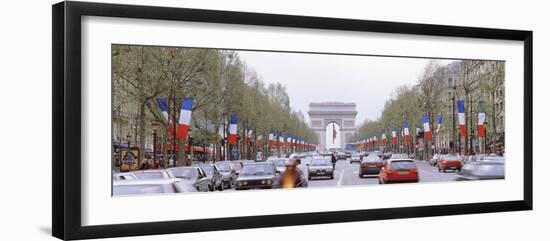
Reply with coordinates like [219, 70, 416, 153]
[113, 172, 137, 181]
[113, 178, 196, 196]
[350, 153, 362, 164]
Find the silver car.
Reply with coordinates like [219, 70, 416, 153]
[200, 164, 224, 191]
[215, 162, 238, 189]
[166, 166, 211, 192]
[113, 178, 196, 196]
[307, 158, 334, 180]
[350, 153, 362, 164]
[456, 155, 505, 181]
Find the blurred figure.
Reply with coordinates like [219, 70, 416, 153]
[279, 157, 307, 188]
[331, 152, 337, 169]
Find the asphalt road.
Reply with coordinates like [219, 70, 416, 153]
[301, 157, 457, 188]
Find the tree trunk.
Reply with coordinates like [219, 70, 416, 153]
[138, 102, 147, 165]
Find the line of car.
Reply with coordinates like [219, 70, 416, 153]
[112, 151, 506, 196]
[113, 158, 308, 195]
[430, 153, 505, 180]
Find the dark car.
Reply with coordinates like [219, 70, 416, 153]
[307, 158, 334, 180]
[379, 159, 419, 184]
[456, 155, 505, 181]
[235, 163, 278, 190]
[200, 164, 224, 191]
[166, 166, 211, 192]
[382, 152, 393, 160]
[359, 154, 384, 177]
[215, 162, 238, 189]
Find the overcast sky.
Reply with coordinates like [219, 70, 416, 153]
[237, 50, 451, 126]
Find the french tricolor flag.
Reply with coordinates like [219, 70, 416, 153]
[156, 98, 169, 122]
[287, 134, 292, 148]
[422, 114, 432, 140]
[279, 132, 285, 150]
[457, 100, 466, 137]
[228, 113, 238, 145]
[268, 129, 274, 148]
[176, 98, 194, 140]
[477, 101, 486, 137]
[256, 135, 263, 148]
[403, 120, 410, 143]
[436, 114, 443, 134]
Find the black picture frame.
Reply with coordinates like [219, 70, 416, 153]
[52, 1, 533, 240]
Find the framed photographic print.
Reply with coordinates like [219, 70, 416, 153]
[52, 1, 533, 240]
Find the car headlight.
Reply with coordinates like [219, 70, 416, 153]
[261, 180, 266, 184]
[243, 181, 247, 185]
[266, 179, 272, 185]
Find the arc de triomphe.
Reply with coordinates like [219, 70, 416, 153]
[308, 102, 357, 151]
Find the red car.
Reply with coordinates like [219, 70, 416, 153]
[379, 159, 419, 184]
[437, 154, 463, 172]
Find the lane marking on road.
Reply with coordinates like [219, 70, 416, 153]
[337, 169, 345, 187]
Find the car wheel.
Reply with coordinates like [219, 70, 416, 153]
[308, 176, 311, 181]
[218, 182, 224, 191]
[208, 184, 214, 191]
[330, 174, 334, 179]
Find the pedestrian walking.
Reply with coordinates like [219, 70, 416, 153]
[331, 152, 337, 169]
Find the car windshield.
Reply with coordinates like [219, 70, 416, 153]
[362, 156, 382, 163]
[390, 161, 416, 170]
[391, 154, 408, 159]
[113, 184, 174, 195]
[240, 164, 274, 176]
[443, 154, 461, 160]
[133, 172, 163, 179]
[216, 164, 232, 172]
[201, 166, 214, 175]
[169, 168, 197, 179]
[310, 159, 331, 166]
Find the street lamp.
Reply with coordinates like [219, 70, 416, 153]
[151, 121, 159, 169]
[448, 78, 457, 153]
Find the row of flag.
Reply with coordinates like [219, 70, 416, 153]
[356, 100, 487, 148]
[156, 97, 314, 149]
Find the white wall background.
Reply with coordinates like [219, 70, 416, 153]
[0, 0, 547, 240]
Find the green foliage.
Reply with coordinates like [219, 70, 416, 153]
[112, 45, 317, 160]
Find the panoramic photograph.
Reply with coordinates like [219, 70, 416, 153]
[111, 45, 505, 196]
